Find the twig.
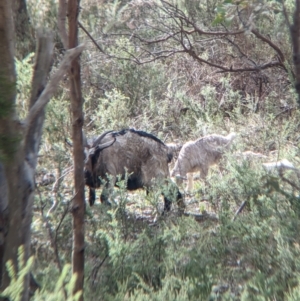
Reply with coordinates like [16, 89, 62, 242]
[251, 29, 286, 64]
[78, 21, 105, 54]
[54, 194, 75, 242]
[88, 254, 109, 285]
[47, 166, 73, 216]
[274, 106, 296, 119]
[225, 37, 257, 66]
[281, 176, 300, 191]
[232, 201, 247, 221]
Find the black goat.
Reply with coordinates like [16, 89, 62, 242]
[84, 129, 184, 212]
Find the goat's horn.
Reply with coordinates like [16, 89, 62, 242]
[95, 139, 115, 151]
[92, 130, 114, 147]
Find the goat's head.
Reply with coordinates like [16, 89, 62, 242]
[84, 138, 116, 206]
[84, 139, 115, 188]
[226, 132, 237, 141]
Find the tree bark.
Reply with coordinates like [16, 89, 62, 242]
[20, 30, 54, 300]
[68, 0, 85, 299]
[0, 1, 85, 297]
[1, 29, 54, 301]
[291, 0, 300, 105]
[0, 0, 20, 291]
[12, 0, 34, 58]
[58, 0, 68, 49]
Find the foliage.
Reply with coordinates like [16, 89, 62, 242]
[79, 165, 300, 300]
[33, 265, 82, 301]
[15, 53, 35, 119]
[1, 253, 82, 301]
[0, 246, 34, 301]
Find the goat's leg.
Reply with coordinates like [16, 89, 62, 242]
[162, 181, 185, 214]
[89, 188, 96, 206]
[175, 188, 185, 214]
[100, 188, 110, 205]
[100, 175, 116, 206]
[218, 160, 227, 177]
[186, 173, 194, 192]
[200, 166, 209, 180]
[162, 196, 171, 212]
[174, 171, 187, 191]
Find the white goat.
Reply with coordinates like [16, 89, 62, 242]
[262, 159, 300, 176]
[171, 133, 236, 191]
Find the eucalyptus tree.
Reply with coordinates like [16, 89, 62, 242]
[0, 0, 84, 300]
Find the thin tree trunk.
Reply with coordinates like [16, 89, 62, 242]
[0, 2, 84, 296]
[58, 0, 68, 49]
[68, 0, 85, 299]
[2, 29, 54, 301]
[12, 0, 34, 58]
[20, 30, 54, 300]
[0, 0, 21, 291]
[291, 0, 300, 104]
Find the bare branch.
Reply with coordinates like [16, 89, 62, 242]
[160, 0, 245, 36]
[80, 0, 288, 75]
[225, 37, 257, 66]
[186, 46, 283, 73]
[24, 44, 85, 131]
[78, 21, 105, 54]
[183, 20, 245, 36]
[132, 30, 183, 45]
[281, 176, 300, 191]
[24, 29, 54, 169]
[232, 201, 247, 221]
[251, 29, 286, 64]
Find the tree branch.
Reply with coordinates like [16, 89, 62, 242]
[232, 201, 247, 221]
[186, 46, 283, 73]
[251, 29, 286, 64]
[78, 21, 105, 54]
[24, 44, 85, 131]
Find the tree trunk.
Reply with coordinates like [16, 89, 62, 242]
[20, 30, 54, 300]
[12, 0, 34, 58]
[1, 26, 54, 300]
[68, 0, 85, 299]
[291, 0, 300, 104]
[0, 0, 20, 291]
[1, 1, 84, 297]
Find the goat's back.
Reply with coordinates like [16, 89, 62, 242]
[92, 129, 171, 182]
